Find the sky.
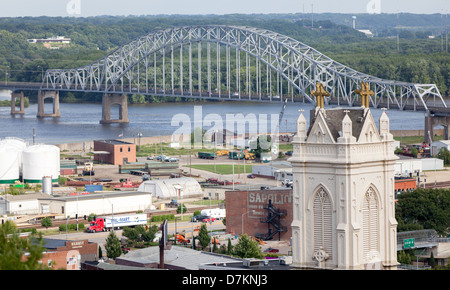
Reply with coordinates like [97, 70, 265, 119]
[0, 0, 448, 17]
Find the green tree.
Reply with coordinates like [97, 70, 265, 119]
[250, 135, 272, 158]
[122, 225, 158, 243]
[191, 127, 207, 147]
[212, 238, 218, 252]
[177, 203, 187, 214]
[429, 251, 435, 268]
[232, 234, 264, 259]
[41, 217, 52, 229]
[227, 238, 233, 254]
[105, 231, 122, 260]
[0, 221, 46, 270]
[411, 146, 418, 157]
[122, 226, 141, 241]
[88, 213, 97, 222]
[396, 188, 450, 236]
[141, 225, 158, 242]
[437, 147, 450, 165]
[197, 224, 210, 249]
[397, 250, 412, 265]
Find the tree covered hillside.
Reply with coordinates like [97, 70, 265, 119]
[0, 14, 448, 100]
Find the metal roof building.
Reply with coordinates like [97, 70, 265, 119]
[116, 245, 239, 270]
[138, 177, 202, 199]
[0, 192, 51, 216]
[38, 191, 152, 218]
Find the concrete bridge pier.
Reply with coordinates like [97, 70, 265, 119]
[100, 94, 129, 124]
[425, 111, 449, 143]
[37, 90, 60, 118]
[10, 91, 25, 115]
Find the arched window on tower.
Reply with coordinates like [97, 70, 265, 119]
[313, 188, 333, 259]
[362, 187, 379, 262]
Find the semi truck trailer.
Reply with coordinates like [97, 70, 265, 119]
[86, 213, 147, 233]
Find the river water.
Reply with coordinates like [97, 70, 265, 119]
[0, 98, 427, 145]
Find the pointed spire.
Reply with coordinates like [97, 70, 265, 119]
[342, 110, 352, 138]
[379, 108, 390, 135]
[297, 109, 307, 139]
[338, 109, 356, 143]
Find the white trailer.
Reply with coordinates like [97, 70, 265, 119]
[102, 213, 148, 230]
[201, 208, 226, 220]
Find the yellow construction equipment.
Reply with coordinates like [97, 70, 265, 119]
[242, 150, 255, 160]
[253, 237, 266, 245]
[216, 150, 229, 156]
[244, 152, 255, 160]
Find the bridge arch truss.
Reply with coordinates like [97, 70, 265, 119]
[42, 25, 446, 111]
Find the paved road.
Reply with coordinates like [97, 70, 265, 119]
[44, 219, 226, 246]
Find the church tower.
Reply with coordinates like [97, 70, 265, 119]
[290, 83, 398, 269]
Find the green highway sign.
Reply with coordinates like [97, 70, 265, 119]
[403, 238, 415, 249]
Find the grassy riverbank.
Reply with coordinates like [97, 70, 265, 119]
[0, 97, 29, 107]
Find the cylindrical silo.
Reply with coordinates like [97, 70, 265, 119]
[0, 138, 27, 176]
[42, 176, 53, 194]
[0, 144, 20, 184]
[22, 144, 60, 183]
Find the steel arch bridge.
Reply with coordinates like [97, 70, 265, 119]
[42, 25, 445, 111]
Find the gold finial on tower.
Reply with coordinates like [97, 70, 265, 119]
[311, 82, 330, 109]
[354, 81, 374, 108]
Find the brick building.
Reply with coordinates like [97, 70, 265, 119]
[36, 238, 98, 270]
[225, 188, 292, 241]
[93, 139, 136, 165]
[394, 177, 417, 196]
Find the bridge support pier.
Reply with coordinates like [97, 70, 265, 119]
[37, 90, 60, 118]
[100, 94, 129, 124]
[425, 111, 449, 144]
[10, 91, 25, 115]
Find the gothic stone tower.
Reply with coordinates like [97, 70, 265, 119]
[290, 106, 398, 269]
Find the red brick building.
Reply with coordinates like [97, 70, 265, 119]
[225, 188, 292, 241]
[394, 177, 417, 194]
[93, 139, 136, 165]
[27, 238, 98, 270]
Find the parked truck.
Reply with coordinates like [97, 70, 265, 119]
[201, 208, 226, 220]
[114, 178, 139, 190]
[198, 152, 217, 159]
[82, 162, 95, 176]
[229, 151, 254, 160]
[228, 151, 243, 160]
[86, 213, 147, 233]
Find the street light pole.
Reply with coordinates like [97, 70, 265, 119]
[241, 210, 254, 236]
[209, 192, 212, 253]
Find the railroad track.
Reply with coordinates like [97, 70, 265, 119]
[426, 181, 450, 189]
[16, 217, 88, 231]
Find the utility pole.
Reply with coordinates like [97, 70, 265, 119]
[397, 13, 400, 52]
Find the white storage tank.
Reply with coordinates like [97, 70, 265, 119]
[22, 144, 60, 183]
[42, 176, 53, 194]
[0, 144, 20, 184]
[0, 138, 27, 175]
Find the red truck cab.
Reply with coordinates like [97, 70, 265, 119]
[87, 218, 105, 232]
